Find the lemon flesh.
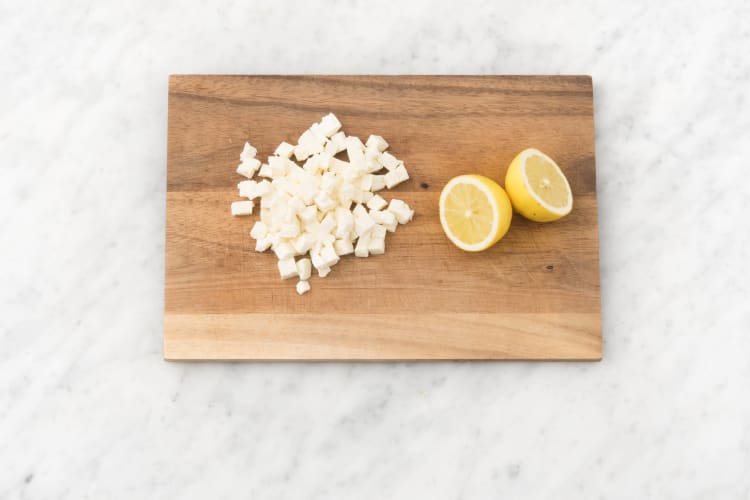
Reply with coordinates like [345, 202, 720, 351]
[439, 175, 513, 252]
[505, 148, 573, 222]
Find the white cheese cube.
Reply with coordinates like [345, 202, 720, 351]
[250, 221, 268, 240]
[359, 174, 373, 191]
[346, 135, 365, 150]
[330, 158, 349, 173]
[256, 180, 271, 196]
[366, 135, 389, 152]
[310, 250, 327, 271]
[309, 123, 327, 144]
[297, 183, 318, 205]
[268, 156, 288, 176]
[274, 141, 295, 158]
[296, 258, 312, 280]
[371, 175, 386, 191]
[366, 194, 387, 211]
[293, 233, 314, 254]
[354, 233, 370, 257]
[294, 143, 315, 162]
[320, 243, 340, 268]
[365, 154, 383, 174]
[379, 151, 400, 171]
[289, 196, 307, 214]
[278, 257, 298, 280]
[240, 142, 257, 161]
[237, 158, 261, 178]
[296, 280, 311, 295]
[352, 203, 367, 218]
[320, 172, 338, 193]
[317, 266, 331, 278]
[370, 209, 398, 232]
[337, 183, 355, 206]
[302, 155, 320, 175]
[258, 164, 273, 178]
[273, 241, 295, 260]
[384, 164, 410, 189]
[238, 180, 257, 198]
[334, 208, 354, 238]
[317, 152, 333, 170]
[255, 236, 272, 252]
[298, 205, 318, 224]
[319, 113, 342, 137]
[368, 224, 386, 255]
[298, 129, 317, 146]
[334, 238, 354, 256]
[279, 220, 300, 238]
[231, 200, 254, 216]
[325, 131, 347, 155]
[354, 210, 375, 237]
[314, 192, 336, 212]
[320, 213, 337, 234]
[365, 144, 380, 161]
[388, 199, 415, 224]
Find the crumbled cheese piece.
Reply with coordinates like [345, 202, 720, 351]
[296, 258, 312, 280]
[250, 221, 268, 239]
[379, 151, 400, 171]
[384, 164, 410, 189]
[274, 142, 295, 159]
[366, 194, 387, 211]
[278, 257, 298, 280]
[354, 232, 370, 257]
[366, 135, 389, 152]
[334, 239, 354, 256]
[237, 158, 261, 178]
[319, 113, 342, 137]
[296, 280, 311, 295]
[231, 200, 254, 216]
[240, 142, 257, 161]
[388, 199, 415, 224]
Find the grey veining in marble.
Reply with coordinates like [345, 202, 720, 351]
[1, 0, 749, 498]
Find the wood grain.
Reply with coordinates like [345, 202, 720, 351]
[165, 75, 601, 360]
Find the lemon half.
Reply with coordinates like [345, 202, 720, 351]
[505, 148, 573, 222]
[439, 174, 513, 252]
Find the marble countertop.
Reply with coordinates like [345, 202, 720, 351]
[2, 1, 748, 498]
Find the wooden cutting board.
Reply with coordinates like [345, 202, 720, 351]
[165, 75, 601, 360]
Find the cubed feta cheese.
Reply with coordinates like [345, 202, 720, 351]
[320, 172, 338, 193]
[354, 232, 370, 257]
[298, 205, 319, 224]
[258, 164, 273, 178]
[320, 213, 337, 234]
[366, 135, 389, 152]
[379, 151, 400, 171]
[370, 209, 398, 232]
[354, 210, 375, 237]
[319, 113, 342, 137]
[274, 141, 295, 159]
[359, 174, 373, 191]
[255, 236, 272, 252]
[273, 241, 295, 260]
[296, 258, 312, 280]
[317, 266, 331, 278]
[388, 199, 415, 224]
[279, 220, 300, 238]
[334, 238, 354, 256]
[277, 257, 298, 280]
[293, 233, 314, 254]
[268, 156, 288, 176]
[250, 221, 268, 240]
[371, 175, 386, 191]
[231, 200, 254, 216]
[240, 142, 257, 161]
[366, 194, 387, 211]
[325, 131, 347, 155]
[296, 280, 311, 295]
[368, 224, 386, 255]
[237, 158, 261, 178]
[320, 243, 340, 267]
[384, 164, 410, 189]
[314, 191, 336, 212]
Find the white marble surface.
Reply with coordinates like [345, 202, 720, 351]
[2, 0, 749, 498]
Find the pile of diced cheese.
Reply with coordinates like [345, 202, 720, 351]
[230, 113, 414, 295]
